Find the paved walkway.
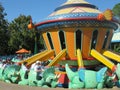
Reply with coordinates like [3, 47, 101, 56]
[0, 81, 119, 90]
[0, 81, 67, 90]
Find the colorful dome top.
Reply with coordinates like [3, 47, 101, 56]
[35, 0, 118, 30]
[49, 0, 101, 16]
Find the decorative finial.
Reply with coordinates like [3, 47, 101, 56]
[67, 0, 85, 1]
[103, 9, 113, 21]
[28, 16, 34, 30]
[97, 9, 113, 21]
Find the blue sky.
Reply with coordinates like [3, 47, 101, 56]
[1, 0, 120, 23]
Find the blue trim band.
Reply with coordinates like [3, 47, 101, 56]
[37, 20, 118, 30]
[41, 13, 98, 22]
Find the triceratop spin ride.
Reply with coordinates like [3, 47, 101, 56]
[0, 0, 120, 89]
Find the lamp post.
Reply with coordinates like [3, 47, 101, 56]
[28, 17, 38, 55]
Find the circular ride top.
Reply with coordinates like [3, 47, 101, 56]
[32, 0, 119, 67]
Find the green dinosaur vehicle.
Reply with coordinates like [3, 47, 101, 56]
[18, 66, 59, 88]
[1, 65, 21, 83]
[65, 64, 115, 89]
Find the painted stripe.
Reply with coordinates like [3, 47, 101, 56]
[54, 3, 98, 11]
[35, 17, 97, 27]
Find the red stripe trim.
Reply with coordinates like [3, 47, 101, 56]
[34, 17, 97, 27]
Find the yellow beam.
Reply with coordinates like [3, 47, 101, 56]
[91, 49, 115, 71]
[18, 50, 55, 66]
[48, 49, 67, 67]
[102, 50, 120, 62]
[27, 50, 55, 66]
[77, 49, 84, 67]
[19, 50, 48, 64]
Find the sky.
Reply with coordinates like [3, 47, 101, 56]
[1, 0, 120, 23]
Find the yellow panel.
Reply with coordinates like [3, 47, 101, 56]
[91, 49, 115, 71]
[82, 29, 92, 58]
[19, 50, 48, 64]
[77, 49, 84, 67]
[65, 28, 75, 59]
[55, 8, 74, 15]
[27, 50, 55, 66]
[51, 31, 61, 55]
[96, 29, 106, 52]
[51, 7, 101, 16]
[19, 50, 55, 66]
[83, 8, 101, 13]
[48, 49, 67, 66]
[42, 32, 51, 50]
[49, 0, 101, 16]
[102, 50, 120, 62]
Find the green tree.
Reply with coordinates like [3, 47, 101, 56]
[112, 3, 120, 21]
[8, 15, 40, 54]
[0, 3, 9, 55]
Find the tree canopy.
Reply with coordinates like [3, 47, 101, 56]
[0, 3, 44, 55]
[0, 3, 9, 55]
[112, 3, 120, 21]
[8, 15, 44, 54]
[8, 15, 35, 54]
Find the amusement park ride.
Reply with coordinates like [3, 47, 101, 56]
[1, 0, 120, 89]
